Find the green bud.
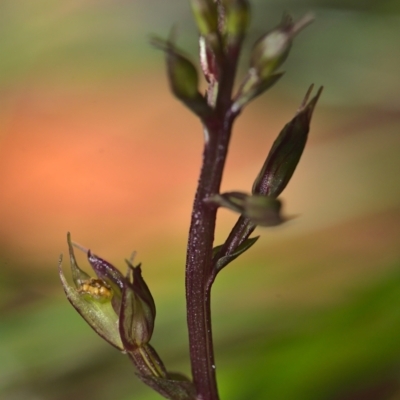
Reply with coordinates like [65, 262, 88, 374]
[190, 0, 219, 36]
[167, 47, 200, 100]
[250, 13, 314, 78]
[205, 191, 284, 227]
[151, 36, 212, 117]
[223, 0, 250, 40]
[252, 85, 323, 197]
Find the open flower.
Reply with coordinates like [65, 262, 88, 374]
[58, 234, 200, 399]
[58, 233, 156, 352]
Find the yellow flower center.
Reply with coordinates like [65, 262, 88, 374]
[78, 278, 113, 302]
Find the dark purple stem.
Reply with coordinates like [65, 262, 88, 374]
[185, 44, 241, 400]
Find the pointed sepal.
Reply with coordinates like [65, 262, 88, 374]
[213, 235, 259, 272]
[58, 237, 124, 351]
[205, 192, 285, 227]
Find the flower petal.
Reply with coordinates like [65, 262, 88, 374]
[58, 254, 124, 351]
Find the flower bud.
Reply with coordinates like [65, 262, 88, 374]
[252, 85, 323, 197]
[190, 0, 219, 36]
[167, 47, 200, 100]
[250, 13, 314, 78]
[119, 260, 156, 349]
[151, 36, 212, 117]
[223, 0, 250, 41]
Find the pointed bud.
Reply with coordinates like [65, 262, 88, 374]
[190, 0, 219, 36]
[223, 0, 250, 42]
[205, 191, 284, 227]
[151, 36, 212, 118]
[250, 13, 314, 78]
[166, 46, 199, 100]
[252, 85, 323, 197]
[58, 234, 124, 350]
[119, 260, 156, 349]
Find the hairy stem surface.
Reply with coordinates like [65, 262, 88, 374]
[185, 52, 241, 400]
[185, 116, 232, 400]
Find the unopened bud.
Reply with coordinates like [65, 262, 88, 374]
[252, 85, 323, 197]
[119, 260, 156, 349]
[167, 48, 200, 100]
[223, 0, 250, 41]
[151, 36, 211, 117]
[190, 0, 219, 36]
[251, 13, 314, 78]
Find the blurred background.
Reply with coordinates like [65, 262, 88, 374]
[0, 0, 399, 399]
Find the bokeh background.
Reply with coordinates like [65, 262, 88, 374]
[1, 0, 399, 399]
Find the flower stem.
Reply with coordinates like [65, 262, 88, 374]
[185, 117, 231, 400]
[185, 37, 242, 399]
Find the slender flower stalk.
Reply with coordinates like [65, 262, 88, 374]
[185, 117, 236, 400]
[183, 4, 249, 398]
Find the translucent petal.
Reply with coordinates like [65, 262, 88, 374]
[58, 256, 124, 351]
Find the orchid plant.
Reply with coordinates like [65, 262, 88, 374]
[59, 1, 322, 399]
